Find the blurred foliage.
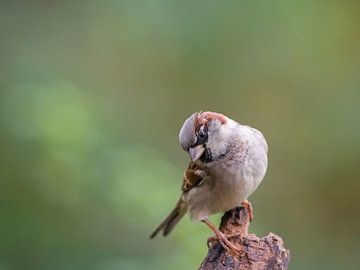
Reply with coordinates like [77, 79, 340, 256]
[1, 1, 360, 269]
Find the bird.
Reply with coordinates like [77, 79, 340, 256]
[150, 111, 268, 252]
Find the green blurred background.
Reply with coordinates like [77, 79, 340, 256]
[1, 1, 360, 269]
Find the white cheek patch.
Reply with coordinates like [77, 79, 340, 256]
[206, 121, 236, 157]
[207, 133, 224, 156]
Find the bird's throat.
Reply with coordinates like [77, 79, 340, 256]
[200, 148, 213, 163]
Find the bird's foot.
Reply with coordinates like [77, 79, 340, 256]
[242, 199, 253, 222]
[207, 232, 243, 247]
[202, 217, 241, 254]
[206, 231, 241, 254]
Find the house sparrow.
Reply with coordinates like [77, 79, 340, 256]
[150, 111, 268, 252]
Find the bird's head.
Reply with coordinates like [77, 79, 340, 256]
[179, 111, 236, 163]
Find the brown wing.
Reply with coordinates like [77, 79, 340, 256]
[150, 161, 208, 238]
[182, 162, 208, 192]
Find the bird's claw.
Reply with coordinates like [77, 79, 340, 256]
[207, 232, 241, 254]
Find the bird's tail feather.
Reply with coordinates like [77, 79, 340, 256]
[150, 196, 187, 238]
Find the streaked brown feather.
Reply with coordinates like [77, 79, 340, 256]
[182, 162, 207, 192]
[150, 162, 208, 238]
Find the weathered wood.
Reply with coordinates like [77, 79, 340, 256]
[199, 207, 290, 270]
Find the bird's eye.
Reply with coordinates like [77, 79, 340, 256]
[196, 128, 208, 144]
[198, 131, 206, 139]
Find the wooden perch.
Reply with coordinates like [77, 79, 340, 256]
[199, 206, 290, 270]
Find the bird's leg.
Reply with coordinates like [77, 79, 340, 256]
[242, 199, 253, 222]
[202, 218, 240, 253]
[207, 233, 244, 248]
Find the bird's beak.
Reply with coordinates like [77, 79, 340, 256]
[189, 145, 205, 161]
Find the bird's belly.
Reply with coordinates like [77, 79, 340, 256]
[186, 174, 253, 221]
[210, 174, 251, 213]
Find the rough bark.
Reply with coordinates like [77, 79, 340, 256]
[199, 207, 290, 270]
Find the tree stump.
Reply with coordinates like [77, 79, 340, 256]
[199, 206, 290, 270]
